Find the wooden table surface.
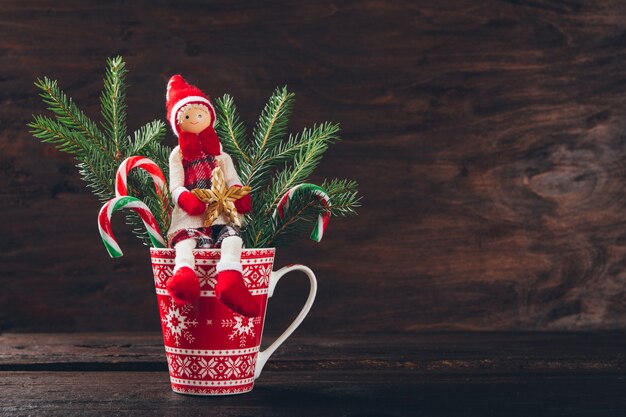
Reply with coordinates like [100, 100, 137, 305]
[1, 332, 626, 416]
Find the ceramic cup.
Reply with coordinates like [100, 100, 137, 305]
[150, 247, 317, 395]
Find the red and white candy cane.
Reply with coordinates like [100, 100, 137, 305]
[98, 196, 166, 258]
[273, 184, 331, 242]
[115, 156, 167, 198]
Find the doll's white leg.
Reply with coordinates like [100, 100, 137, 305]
[216, 236, 243, 273]
[174, 238, 196, 273]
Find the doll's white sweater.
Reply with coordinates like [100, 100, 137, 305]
[167, 145, 243, 240]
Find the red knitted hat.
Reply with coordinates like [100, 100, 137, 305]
[165, 75, 216, 135]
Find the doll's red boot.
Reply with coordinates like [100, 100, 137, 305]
[215, 236, 260, 317]
[166, 266, 201, 304]
[216, 269, 260, 317]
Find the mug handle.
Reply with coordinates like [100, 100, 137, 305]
[254, 264, 317, 379]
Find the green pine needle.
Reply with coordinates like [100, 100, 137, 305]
[252, 86, 294, 155]
[268, 122, 339, 165]
[321, 178, 362, 217]
[100, 56, 128, 159]
[33, 76, 110, 156]
[215, 94, 251, 165]
[28, 115, 88, 155]
[244, 87, 295, 192]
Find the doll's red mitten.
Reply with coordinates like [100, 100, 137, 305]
[178, 190, 206, 216]
[166, 266, 201, 304]
[233, 186, 252, 214]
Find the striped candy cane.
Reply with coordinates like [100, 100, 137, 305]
[115, 156, 167, 198]
[274, 184, 331, 242]
[98, 196, 166, 258]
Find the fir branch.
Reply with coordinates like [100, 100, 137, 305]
[243, 87, 294, 191]
[321, 178, 362, 217]
[215, 94, 250, 164]
[262, 200, 318, 247]
[129, 119, 167, 160]
[142, 140, 171, 180]
[269, 217, 319, 247]
[267, 122, 340, 165]
[76, 147, 115, 202]
[28, 115, 88, 155]
[262, 123, 339, 214]
[100, 56, 128, 159]
[251, 86, 294, 154]
[34, 76, 110, 155]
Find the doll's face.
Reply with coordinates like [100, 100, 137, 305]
[179, 106, 212, 133]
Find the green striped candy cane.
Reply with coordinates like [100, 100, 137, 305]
[98, 196, 166, 258]
[273, 184, 331, 242]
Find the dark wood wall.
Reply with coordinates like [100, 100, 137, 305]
[2, 0, 626, 333]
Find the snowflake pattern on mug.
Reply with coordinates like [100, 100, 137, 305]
[197, 357, 218, 379]
[239, 353, 257, 376]
[152, 264, 172, 287]
[175, 355, 193, 377]
[166, 352, 257, 380]
[243, 263, 272, 288]
[196, 265, 217, 289]
[222, 315, 262, 347]
[161, 299, 198, 346]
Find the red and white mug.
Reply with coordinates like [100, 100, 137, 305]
[150, 247, 317, 395]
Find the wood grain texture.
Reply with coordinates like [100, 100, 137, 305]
[2, 332, 626, 416]
[1, 0, 626, 332]
[6, 371, 626, 417]
[2, 332, 626, 374]
[0, 371, 422, 417]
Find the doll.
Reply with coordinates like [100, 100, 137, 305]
[164, 75, 258, 317]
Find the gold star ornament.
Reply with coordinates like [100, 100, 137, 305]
[191, 166, 251, 227]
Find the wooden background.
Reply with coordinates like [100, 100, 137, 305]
[1, 0, 626, 334]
